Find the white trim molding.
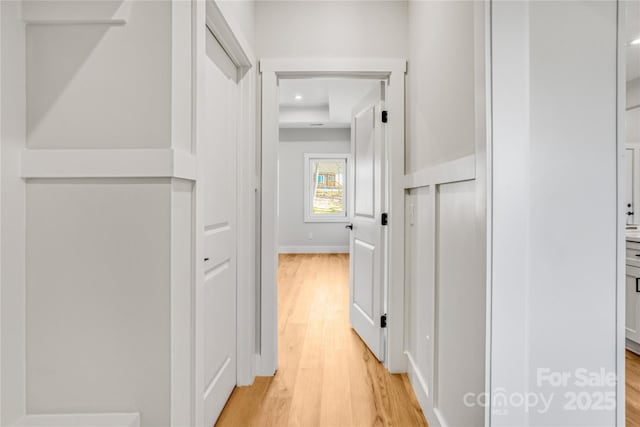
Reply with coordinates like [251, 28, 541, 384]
[403, 154, 476, 189]
[21, 149, 197, 180]
[405, 351, 430, 402]
[278, 246, 349, 254]
[260, 58, 407, 75]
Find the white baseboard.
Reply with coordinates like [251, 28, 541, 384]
[627, 338, 640, 355]
[278, 245, 349, 254]
[406, 351, 436, 426]
[406, 351, 430, 408]
[14, 413, 140, 427]
[406, 351, 450, 427]
[432, 408, 450, 427]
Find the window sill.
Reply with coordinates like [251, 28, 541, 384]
[304, 216, 350, 223]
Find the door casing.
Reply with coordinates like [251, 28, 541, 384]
[258, 58, 407, 375]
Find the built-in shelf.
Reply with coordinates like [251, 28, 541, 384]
[21, 148, 197, 181]
[13, 413, 139, 427]
[24, 19, 127, 26]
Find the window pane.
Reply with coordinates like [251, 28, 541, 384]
[311, 159, 345, 215]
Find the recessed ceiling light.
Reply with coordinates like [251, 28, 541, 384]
[631, 38, 640, 46]
[295, 94, 303, 101]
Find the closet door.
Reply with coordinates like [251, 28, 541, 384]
[200, 28, 239, 426]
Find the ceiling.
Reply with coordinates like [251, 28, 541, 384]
[280, 79, 331, 107]
[279, 78, 380, 128]
[627, 1, 640, 81]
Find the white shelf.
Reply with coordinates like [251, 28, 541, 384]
[14, 413, 140, 427]
[24, 19, 126, 26]
[21, 148, 197, 181]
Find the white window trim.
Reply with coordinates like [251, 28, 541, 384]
[303, 153, 350, 223]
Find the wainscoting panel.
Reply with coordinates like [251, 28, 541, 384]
[25, 178, 173, 426]
[404, 158, 484, 427]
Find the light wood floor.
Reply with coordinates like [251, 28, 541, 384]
[217, 253, 428, 426]
[629, 350, 640, 427]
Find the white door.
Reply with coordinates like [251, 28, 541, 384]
[348, 83, 386, 362]
[626, 148, 634, 224]
[200, 29, 238, 425]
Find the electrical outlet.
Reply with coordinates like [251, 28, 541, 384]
[308, 232, 313, 240]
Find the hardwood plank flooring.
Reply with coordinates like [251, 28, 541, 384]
[217, 253, 428, 427]
[629, 350, 640, 427]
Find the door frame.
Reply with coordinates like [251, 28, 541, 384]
[258, 58, 407, 375]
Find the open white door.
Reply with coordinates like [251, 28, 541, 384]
[348, 83, 386, 362]
[199, 29, 239, 425]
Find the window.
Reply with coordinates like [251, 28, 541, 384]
[304, 154, 350, 222]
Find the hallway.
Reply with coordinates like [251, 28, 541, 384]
[216, 254, 428, 426]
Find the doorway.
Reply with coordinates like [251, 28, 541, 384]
[276, 76, 387, 363]
[257, 59, 407, 377]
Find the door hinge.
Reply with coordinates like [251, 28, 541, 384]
[381, 314, 387, 328]
[381, 212, 388, 226]
[381, 110, 388, 123]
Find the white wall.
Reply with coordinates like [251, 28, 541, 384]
[217, 0, 255, 50]
[404, 1, 486, 426]
[25, 1, 172, 149]
[255, 0, 407, 58]
[491, 1, 618, 425]
[278, 128, 350, 252]
[1, 1, 26, 424]
[406, 0, 476, 173]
